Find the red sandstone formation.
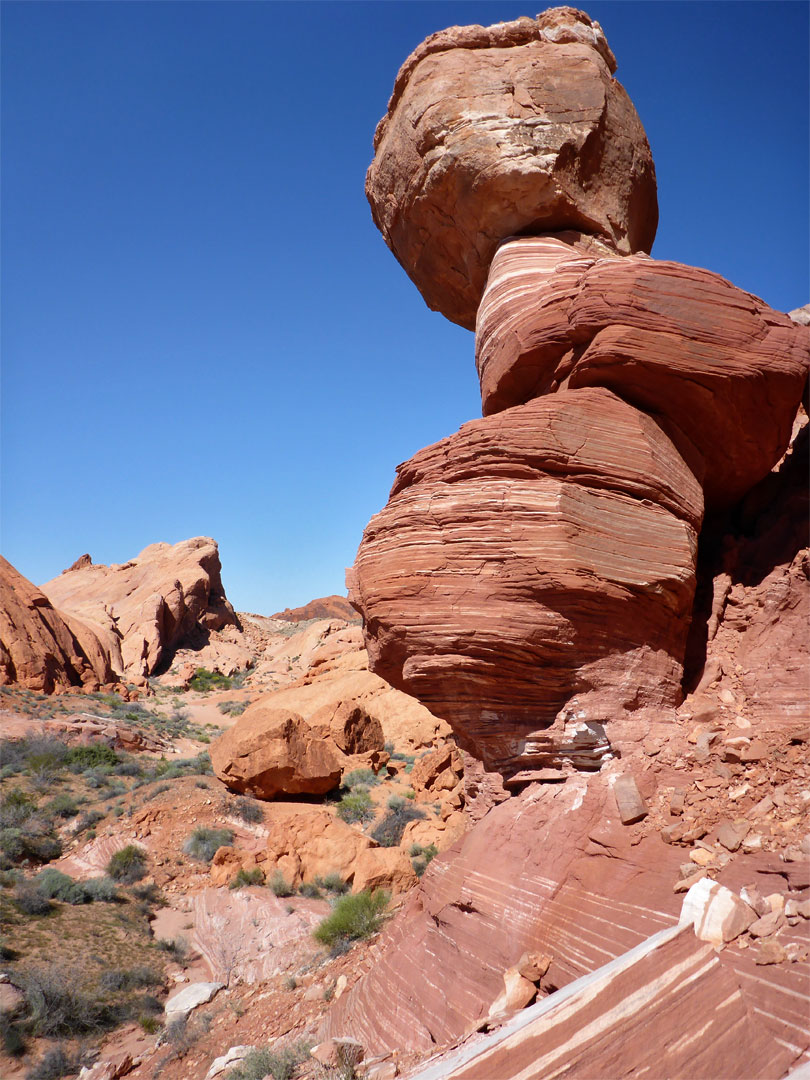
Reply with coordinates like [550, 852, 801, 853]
[366, 8, 657, 329]
[0, 555, 114, 693]
[476, 236, 809, 505]
[41, 537, 239, 679]
[271, 595, 359, 623]
[349, 387, 703, 773]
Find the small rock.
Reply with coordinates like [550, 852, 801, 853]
[689, 847, 716, 868]
[674, 869, 707, 893]
[488, 967, 537, 1018]
[741, 740, 768, 763]
[748, 911, 784, 938]
[0, 982, 25, 1017]
[206, 1046, 255, 1080]
[669, 792, 685, 816]
[311, 1038, 365, 1070]
[613, 775, 648, 825]
[754, 941, 787, 965]
[764, 893, 785, 914]
[716, 820, 750, 852]
[785, 942, 808, 963]
[795, 899, 810, 919]
[333, 974, 348, 1000]
[516, 952, 551, 982]
[679, 878, 757, 945]
[740, 885, 770, 918]
[661, 823, 686, 845]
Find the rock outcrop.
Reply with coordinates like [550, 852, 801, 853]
[272, 595, 359, 623]
[476, 236, 809, 506]
[349, 387, 703, 772]
[41, 537, 238, 679]
[0, 556, 114, 693]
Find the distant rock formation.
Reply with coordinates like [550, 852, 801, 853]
[366, 8, 657, 328]
[272, 594, 359, 623]
[0, 556, 113, 693]
[41, 537, 239, 680]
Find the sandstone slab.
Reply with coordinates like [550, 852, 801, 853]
[367, 9, 657, 328]
[164, 981, 223, 1021]
[349, 388, 702, 773]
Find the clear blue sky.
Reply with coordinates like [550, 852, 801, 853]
[2, 1, 808, 615]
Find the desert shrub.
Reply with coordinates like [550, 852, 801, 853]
[74, 809, 104, 834]
[341, 768, 379, 789]
[34, 867, 89, 904]
[313, 889, 389, 950]
[113, 759, 143, 777]
[83, 876, 119, 902]
[106, 844, 147, 883]
[230, 796, 264, 824]
[297, 880, 322, 899]
[189, 668, 232, 692]
[336, 789, 374, 825]
[130, 880, 162, 905]
[18, 964, 117, 1036]
[268, 870, 294, 897]
[14, 882, 53, 915]
[182, 827, 233, 862]
[315, 872, 349, 895]
[156, 936, 188, 960]
[228, 1041, 311, 1080]
[411, 843, 439, 877]
[217, 700, 249, 716]
[1, 818, 62, 868]
[1, 1012, 26, 1055]
[99, 966, 162, 992]
[65, 744, 119, 771]
[44, 794, 79, 819]
[370, 801, 425, 848]
[26, 1044, 83, 1080]
[229, 867, 265, 889]
[0, 789, 37, 828]
[143, 783, 170, 801]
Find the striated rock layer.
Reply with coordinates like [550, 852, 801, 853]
[349, 387, 702, 773]
[41, 537, 239, 679]
[367, 7, 657, 329]
[0, 556, 114, 693]
[476, 236, 810, 506]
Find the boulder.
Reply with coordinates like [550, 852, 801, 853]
[0, 555, 114, 692]
[679, 879, 757, 946]
[164, 981, 223, 1022]
[487, 967, 537, 1019]
[210, 706, 347, 798]
[40, 536, 239, 678]
[367, 9, 657, 328]
[476, 237, 810, 506]
[348, 387, 703, 773]
[309, 700, 385, 756]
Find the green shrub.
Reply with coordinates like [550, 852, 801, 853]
[342, 768, 379, 789]
[34, 868, 89, 904]
[156, 936, 188, 960]
[315, 872, 349, 895]
[182, 827, 233, 862]
[217, 700, 249, 716]
[65, 744, 120, 770]
[297, 880, 322, 899]
[75, 809, 104, 834]
[83, 876, 119, 902]
[229, 867, 265, 889]
[269, 871, 294, 897]
[370, 802, 425, 848]
[230, 797, 264, 824]
[26, 1044, 83, 1080]
[44, 794, 79, 819]
[411, 843, 438, 877]
[99, 966, 161, 992]
[336, 789, 374, 824]
[106, 844, 147, 883]
[130, 881, 162, 905]
[18, 964, 117, 1036]
[228, 1041, 311, 1080]
[0, 789, 37, 828]
[313, 889, 390, 950]
[189, 668, 232, 692]
[14, 882, 53, 915]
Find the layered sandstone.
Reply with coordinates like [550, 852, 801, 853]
[0, 556, 114, 693]
[476, 236, 810, 506]
[41, 537, 238, 679]
[271, 595, 359, 623]
[366, 8, 657, 329]
[349, 387, 703, 772]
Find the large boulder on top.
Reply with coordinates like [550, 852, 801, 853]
[0, 556, 114, 693]
[348, 387, 703, 774]
[40, 537, 239, 678]
[476, 236, 810, 507]
[366, 7, 657, 329]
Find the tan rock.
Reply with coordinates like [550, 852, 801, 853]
[487, 966, 537, 1019]
[612, 775, 648, 825]
[311, 1038, 364, 1070]
[210, 706, 347, 798]
[679, 879, 757, 945]
[517, 952, 551, 982]
[367, 10, 656, 328]
[209, 847, 259, 888]
[351, 847, 418, 895]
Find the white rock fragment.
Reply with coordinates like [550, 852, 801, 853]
[205, 1045, 255, 1080]
[679, 878, 757, 946]
[164, 981, 224, 1022]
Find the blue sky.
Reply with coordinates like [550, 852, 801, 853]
[2, 1, 808, 614]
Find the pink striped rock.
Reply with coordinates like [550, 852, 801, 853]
[366, 9, 657, 329]
[476, 236, 810, 506]
[348, 387, 702, 773]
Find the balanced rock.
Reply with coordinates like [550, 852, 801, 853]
[41, 537, 239, 678]
[348, 387, 702, 773]
[0, 556, 114, 693]
[210, 706, 350, 798]
[367, 8, 657, 329]
[476, 236, 810, 505]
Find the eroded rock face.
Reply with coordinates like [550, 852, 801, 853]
[0, 556, 114, 693]
[40, 537, 239, 678]
[476, 236, 810, 506]
[367, 8, 657, 329]
[349, 387, 703, 773]
[210, 706, 356, 798]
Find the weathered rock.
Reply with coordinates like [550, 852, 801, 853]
[205, 1046, 255, 1080]
[41, 537, 238, 678]
[164, 981, 223, 1021]
[679, 879, 757, 946]
[367, 9, 657, 328]
[309, 700, 385, 756]
[311, 1038, 365, 1070]
[612, 774, 647, 825]
[0, 555, 114, 692]
[272, 595, 360, 623]
[349, 388, 702, 773]
[210, 706, 347, 798]
[487, 967, 537, 1018]
[476, 237, 810, 506]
